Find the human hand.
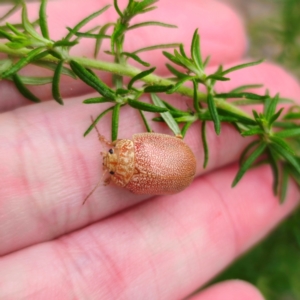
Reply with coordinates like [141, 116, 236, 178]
[1, 0, 299, 299]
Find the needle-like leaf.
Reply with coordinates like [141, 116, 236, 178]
[112, 103, 121, 141]
[232, 142, 267, 187]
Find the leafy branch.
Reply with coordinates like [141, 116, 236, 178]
[0, 0, 299, 202]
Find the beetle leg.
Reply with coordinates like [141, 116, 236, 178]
[104, 176, 111, 186]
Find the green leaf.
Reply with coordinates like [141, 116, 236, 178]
[166, 75, 195, 94]
[39, 0, 49, 39]
[231, 100, 265, 106]
[174, 49, 197, 73]
[112, 103, 121, 141]
[239, 140, 260, 165]
[73, 32, 110, 39]
[151, 93, 181, 136]
[201, 121, 209, 168]
[181, 121, 193, 138]
[5, 22, 23, 36]
[175, 115, 197, 123]
[128, 21, 177, 30]
[65, 5, 111, 41]
[166, 63, 186, 79]
[269, 108, 284, 125]
[179, 43, 188, 59]
[84, 106, 114, 137]
[232, 142, 267, 187]
[134, 43, 180, 55]
[127, 99, 168, 112]
[0, 59, 13, 73]
[270, 136, 295, 155]
[206, 74, 229, 81]
[113, 0, 123, 17]
[163, 51, 186, 68]
[279, 164, 289, 203]
[191, 29, 203, 70]
[275, 127, 300, 138]
[283, 112, 300, 120]
[207, 92, 221, 135]
[130, 0, 158, 15]
[94, 23, 114, 57]
[264, 94, 279, 121]
[22, 3, 45, 42]
[32, 49, 51, 62]
[70, 60, 116, 100]
[160, 101, 182, 112]
[241, 128, 264, 136]
[267, 148, 280, 195]
[111, 22, 126, 53]
[193, 80, 201, 114]
[121, 52, 150, 67]
[0, 29, 14, 40]
[1, 47, 46, 79]
[12, 73, 41, 103]
[285, 160, 300, 185]
[215, 92, 268, 101]
[144, 85, 173, 93]
[271, 142, 300, 174]
[45, 49, 61, 60]
[53, 40, 78, 47]
[252, 110, 260, 122]
[83, 97, 113, 104]
[116, 88, 129, 95]
[203, 56, 211, 68]
[229, 84, 263, 93]
[152, 117, 164, 122]
[221, 59, 264, 76]
[128, 67, 155, 90]
[200, 109, 254, 125]
[139, 110, 152, 132]
[274, 121, 299, 129]
[52, 60, 64, 105]
[171, 111, 194, 119]
[11, 75, 52, 85]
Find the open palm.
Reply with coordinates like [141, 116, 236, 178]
[1, 0, 299, 299]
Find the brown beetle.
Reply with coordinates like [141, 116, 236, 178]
[84, 125, 196, 203]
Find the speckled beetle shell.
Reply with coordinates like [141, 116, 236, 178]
[102, 133, 196, 194]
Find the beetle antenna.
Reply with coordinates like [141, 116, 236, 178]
[82, 169, 108, 205]
[90, 116, 113, 147]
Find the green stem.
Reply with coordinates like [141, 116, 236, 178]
[0, 42, 251, 118]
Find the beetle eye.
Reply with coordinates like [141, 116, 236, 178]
[109, 171, 115, 175]
[108, 149, 113, 154]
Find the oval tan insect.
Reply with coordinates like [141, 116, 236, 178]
[84, 127, 196, 203]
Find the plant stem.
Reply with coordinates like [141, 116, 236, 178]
[0, 42, 251, 118]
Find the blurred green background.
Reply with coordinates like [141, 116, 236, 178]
[211, 1, 300, 299]
[226, 0, 300, 79]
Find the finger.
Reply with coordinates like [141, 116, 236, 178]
[189, 280, 265, 300]
[0, 62, 299, 256]
[0, 164, 298, 299]
[0, 0, 246, 110]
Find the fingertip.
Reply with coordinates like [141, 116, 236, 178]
[189, 280, 265, 300]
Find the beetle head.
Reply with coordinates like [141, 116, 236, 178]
[102, 147, 118, 174]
